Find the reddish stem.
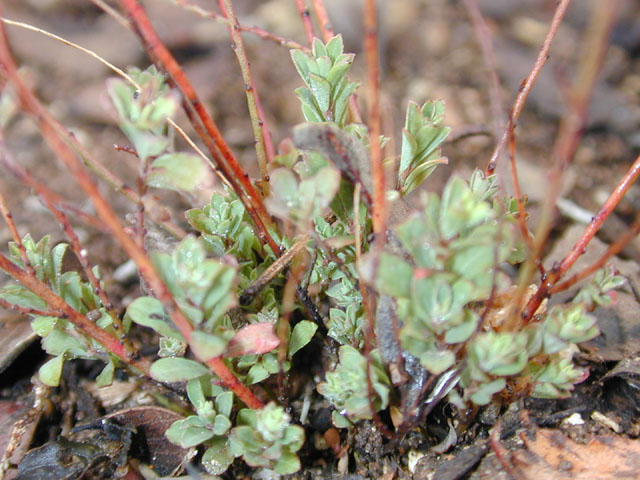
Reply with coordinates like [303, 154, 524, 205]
[551, 212, 640, 294]
[0, 297, 62, 318]
[463, 0, 505, 141]
[516, 1, 620, 325]
[310, 0, 334, 41]
[485, 0, 572, 174]
[363, 0, 386, 236]
[218, 0, 274, 183]
[173, 0, 307, 51]
[294, 0, 315, 45]
[507, 123, 533, 251]
[0, 189, 35, 276]
[0, 141, 133, 352]
[521, 153, 640, 322]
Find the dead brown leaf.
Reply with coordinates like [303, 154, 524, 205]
[510, 428, 640, 479]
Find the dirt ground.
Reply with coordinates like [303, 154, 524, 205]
[1, 0, 640, 478]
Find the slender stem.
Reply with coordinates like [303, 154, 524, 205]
[551, 213, 640, 294]
[172, 0, 307, 50]
[0, 186, 35, 276]
[485, 0, 572, 174]
[0, 297, 62, 318]
[219, 0, 274, 188]
[507, 124, 533, 251]
[310, 0, 334, 41]
[521, 153, 640, 322]
[294, 0, 315, 45]
[363, 0, 386, 236]
[0, 17, 140, 91]
[463, 0, 505, 141]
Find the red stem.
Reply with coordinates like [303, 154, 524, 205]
[485, 0, 572, 174]
[218, 0, 275, 181]
[294, 0, 315, 45]
[0, 296, 62, 318]
[173, 0, 308, 51]
[507, 123, 533, 251]
[463, 0, 505, 141]
[310, 0, 334, 41]
[521, 153, 640, 322]
[516, 1, 620, 325]
[0, 189, 35, 276]
[0, 142, 133, 353]
[363, 0, 386, 236]
[551, 213, 640, 294]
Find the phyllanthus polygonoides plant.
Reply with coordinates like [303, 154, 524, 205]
[0, 8, 633, 476]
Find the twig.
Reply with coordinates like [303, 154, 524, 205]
[294, 0, 315, 45]
[363, 0, 386, 236]
[90, 0, 131, 30]
[0, 15, 183, 237]
[0, 19, 263, 409]
[0, 297, 62, 318]
[0, 17, 140, 91]
[551, 212, 640, 294]
[172, 0, 307, 50]
[485, 0, 572, 174]
[463, 0, 505, 141]
[521, 153, 640, 323]
[239, 234, 312, 305]
[310, 0, 334, 41]
[507, 123, 533, 251]
[0, 187, 35, 276]
[524, 0, 620, 276]
[218, 0, 274, 187]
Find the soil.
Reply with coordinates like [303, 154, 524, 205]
[1, 0, 640, 479]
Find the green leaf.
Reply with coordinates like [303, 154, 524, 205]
[147, 152, 207, 193]
[150, 357, 210, 382]
[212, 414, 232, 436]
[307, 73, 331, 113]
[39, 353, 66, 387]
[95, 359, 115, 387]
[371, 252, 412, 298]
[215, 391, 234, 418]
[470, 378, 506, 405]
[326, 34, 344, 61]
[332, 410, 352, 428]
[125, 297, 184, 341]
[288, 321, 318, 357]
[247, 363, 269, 384]
[0, 284, 47, 311]
[165, 416, 215, 448]
[274, 451, 301, 475]
[190, 330, 228, 360]
[202, 438, 234, 475]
